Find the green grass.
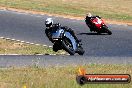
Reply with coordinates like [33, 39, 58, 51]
[0, 38, 66, 55]
[0, 0, 132, 22]
[0, 64, 131, 88]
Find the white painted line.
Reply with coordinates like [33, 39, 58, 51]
[34, 54, 44, 55]
[0, 37, 55, 51]
[9, 54, 20, 55]
[30, 43, 35, 45]
[0, 54, 20, 55]
[43, 45, 47, 46]
[6, 38, 10, 40]
[20, 41, 25, 43]
[49, 54, 57, 55]
[49, 46, 53, 48]
[0, 37, 5, 39]
[26, 42, 30, 44]
[35, 44, 40, 46]
[11, 39, 16, 41]
[16, 40, 21, 42]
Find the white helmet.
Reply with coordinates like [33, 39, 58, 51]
[87, 13, 92, 17]
[45, 18, 53, 27]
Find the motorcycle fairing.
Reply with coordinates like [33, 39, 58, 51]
[51, 28, 77, 51]
[52, 28, 64, 40]
[91, 17, 104, 30]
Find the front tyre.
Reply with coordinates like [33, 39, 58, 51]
[103, 25, 112, 35]
[62, 38, 75, 55]
[107, 29, 112, 35]
[97, 31, 101, 35]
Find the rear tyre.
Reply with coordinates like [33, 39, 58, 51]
[77, 46, 85, 55]
[62, 38, 75, 55]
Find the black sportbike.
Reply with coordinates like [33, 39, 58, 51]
[51, 27, 85, 55]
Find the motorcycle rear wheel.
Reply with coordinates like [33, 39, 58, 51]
[77, 46, 85, 55]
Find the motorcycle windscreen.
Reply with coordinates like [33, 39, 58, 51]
[64, 32, 77, 50]
[52, 29, 64, 39]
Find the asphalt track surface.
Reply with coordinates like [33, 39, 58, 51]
[0, 10, 132, 56]
[0, 10, 132, 66]
[0, 55, 132, 67]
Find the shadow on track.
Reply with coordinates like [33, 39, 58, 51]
[78, 33, 107, 35]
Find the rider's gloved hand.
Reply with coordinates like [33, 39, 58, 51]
[96, 16, 101, 19]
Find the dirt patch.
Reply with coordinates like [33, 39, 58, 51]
[0, 6, 132, 26]
[11, 43, 25, 49]
[0, 42, 25, 49]
[106, 19, 132, 26]
[0, 82, 11, 88]
[0, 38, 25, 49]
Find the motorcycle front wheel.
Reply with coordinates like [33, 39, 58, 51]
[62, 38, 75, 55]
[103, 25, 112, 35]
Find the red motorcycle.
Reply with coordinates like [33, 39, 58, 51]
[85, 16, 112, 35]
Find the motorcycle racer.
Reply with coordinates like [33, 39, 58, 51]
[45, 18, 81, 44]
[85, 13, 112, 35]
[85, 13, 101, 31]
[44, 18, 84, 55]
